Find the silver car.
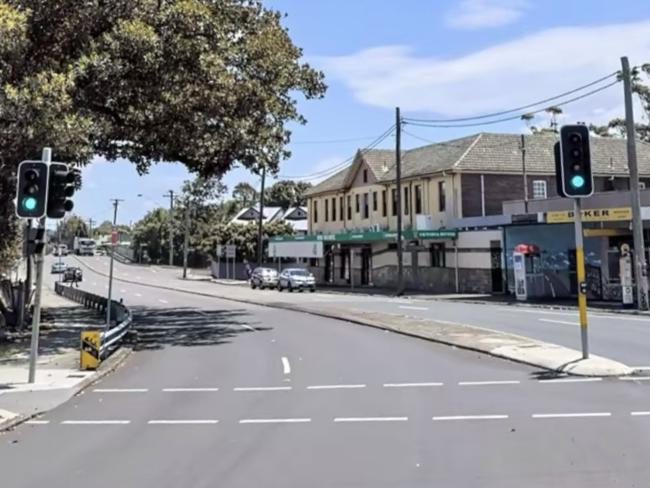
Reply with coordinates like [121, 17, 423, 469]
[250, 267, 279, 289]
[51, 261, 67, 274]
[277, 268, 316, 292]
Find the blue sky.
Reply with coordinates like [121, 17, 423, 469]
[72, 0, 650, 227]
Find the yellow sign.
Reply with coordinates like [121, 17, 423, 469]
[546, 207, 632, 224]
[583, 228, 630, 237]
[80, 330, 101, 370]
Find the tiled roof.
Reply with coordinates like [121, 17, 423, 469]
[304, 132, 650, 196]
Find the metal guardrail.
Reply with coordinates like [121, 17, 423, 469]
[54, 282, 132, 360]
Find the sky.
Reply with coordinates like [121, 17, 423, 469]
[72, 0, 650, 228]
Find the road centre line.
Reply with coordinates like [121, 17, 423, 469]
[162, 388, 220, 392]
[282, 356, 291, 375]
[307, 384, 366, 390]
[148, 420, 218, 425]
[25, 420, 50, 425]
[239, 418, 311, 424]
[93, 388, 148, 393]
[398, 305, 429, 311]
[334, 417, 408, 422]
[158, 299, 168, 304]
[539, 318, 578, 326]
[62, 420, 131, 425]
[538, 377, 602, 384]
[532, 412, 611, 419]
[458, 380, 520, 386]
[433, 415, 508, 421]
[120, 289, 127, 293]
[383, 382, 443, 388]
[631, 411, 650, 416]
[233, 386, 292, 392]
[134, 293, 142, 297]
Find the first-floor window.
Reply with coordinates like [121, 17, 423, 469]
[532, 180, 547, 200]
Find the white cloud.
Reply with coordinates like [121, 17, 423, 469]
[445, 0, 529, 30]
[317, 20, 650, 126]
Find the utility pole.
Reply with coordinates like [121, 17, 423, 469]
[106, 198, 123, 330]
[87, 217, 95, 238]
[520, 134, 529, 213]
[182, 199, 190, 279]
[163, 190, 175, 266]
[621, 56, 649, 310]
[395, 107, 404, 296]
[257, 166, 266, 267]
[18, 220, 31, 329]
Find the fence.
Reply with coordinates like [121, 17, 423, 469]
[54, 282, 132, 361]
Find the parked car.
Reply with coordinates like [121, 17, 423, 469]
[277, 268, 316, 292]
[250, 267, 279, 290]
[63, 267, 83, 283]
[51, 261, 67, 274]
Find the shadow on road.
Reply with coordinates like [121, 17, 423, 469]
[130, 306, 271, 351]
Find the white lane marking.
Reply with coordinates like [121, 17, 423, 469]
[458, 380, 521, 386]
[619, 376, 650, 381]
[539, 318, 578, 326]
[120, 289, 127, 293]
[25, 420, 50, 425]
[158, 299, 168, 304]
[162, 388, 220, 392]
[334, 417, 408, 422]
[148, 420, 219, 425]
[383, 382, 444, 388]
[539, 377, 602, 384]
[307, 384, 366, 390]
[532, 412, 611, 419]
[501, 307, 650, 322]
[281, 356, 291, 375]
[239, 418, 311, 424]
[233, 386, 292, 392]
[135, 293, 143, 297]
[398, 305, 429, 311]
[62, 420, 131, 425]
[433, 415, 508, 421]
[631, 411, 650, 416]
[93, 388, 148, 393]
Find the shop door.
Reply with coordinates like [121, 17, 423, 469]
[490, 240, 503, 293]
[361, 248, 371, 285]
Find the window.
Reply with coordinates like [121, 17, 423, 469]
[438, 181, 446, 212]
[415, 185, 422, 214]
[363, 193, 369, 219]
[347, 195, 352, 220]
[391, 188, 397, 216]
[363, 169, 368, 183]
[404, 187, 409, 215]
[372, 191, 378, 212]
[313, 200, 318, 223]
[331, 197, 336, 221]
[355, 194, 360, 213]
[339, 196, 344, 221]
[430, 243, 446, 267]
[324, 199, 329, 222]
[382, 190, 387, 217]
[532, 180, 547, 200]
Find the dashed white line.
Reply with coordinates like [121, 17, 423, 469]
[62, 420, 131, 425]
[631, 411, 650, 416]
[619, 376, 650, 381]
[334, 417, 408, 423]
[532, 412, 611, 419]
[306, 384, 366, 390]
[398, 305, 429, 311]
[538, 377, 602, 384]
[239, 418, 311, 424]
[25, 420, 50, 425]
[120, 289, 127, 293]
[281, 356, 291, 375]
[233, 386, 292, 392]
[93, 388, 148, 393]
[148, 420, 219, 425]
[134, 293, 143, 297]
[383, 382, 444, 388]
[433, 415, 508, 421]
[158, 299, 168, 304]
[458, 380, 521, 386]
[162, 388, 219, 392]
[539, 318, 578, 326]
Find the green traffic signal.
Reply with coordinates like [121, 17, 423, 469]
[22, 196, 37, 211]
[570, 175, 585, 189]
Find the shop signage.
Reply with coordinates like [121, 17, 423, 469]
[546, 207, 632, 223]
[270, 228, 458, 243]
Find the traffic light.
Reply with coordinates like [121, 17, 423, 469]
[23, 227, 46, 256]
[47, 163, 75, 219]
[16, 161, 49, 218]
[558, 124, 593, 198]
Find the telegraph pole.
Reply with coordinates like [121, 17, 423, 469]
[395, 107, 404, 296]
[257, 166, 266, 267]
[520, 134, 529, 213]
[621, 56, 649, 310]
[87, 217, 95, 237]
[182, 200, 190, 279]
[163, 190, 175, 266]
[106, 198, 123, 330]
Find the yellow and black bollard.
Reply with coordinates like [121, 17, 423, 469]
[80, 330, 101, 370]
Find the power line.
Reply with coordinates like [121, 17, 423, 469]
[291, 135, 378, 145]
[402, 71, 618, 124]
[404, 80, 620, 129]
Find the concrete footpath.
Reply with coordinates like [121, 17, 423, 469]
[0, 285, 130, 430]
[76, 258, 634, 377]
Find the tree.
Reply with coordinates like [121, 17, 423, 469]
[265, 180, 312, 208]
[232, 182, 258, 207]
[93, 220, 113, 237]
[131, 208, 169, 263]
[58, 215, 89, 247]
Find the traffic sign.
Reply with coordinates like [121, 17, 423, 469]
[111, 230, 118, 245]
[225, 244, 236, 258]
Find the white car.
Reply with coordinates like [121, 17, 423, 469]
[51, 261, 67, 274]
[277, 268, 316, 292]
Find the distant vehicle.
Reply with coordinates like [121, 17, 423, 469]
[277, 268, 316, 292]
[55, 244, 69, 256]
[250, 267, 279, 290]
[51, 261, 67, 274]
[74, 237, 96, 256]
[63, 267, 83, 283]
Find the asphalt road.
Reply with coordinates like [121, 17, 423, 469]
[1, 256, 649, 487]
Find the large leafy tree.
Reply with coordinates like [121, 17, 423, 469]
[265, 180, 312, 208]
[232, 182, 258, 207]
[131, 207, 169, 263]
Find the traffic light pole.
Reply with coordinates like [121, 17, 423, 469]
[573, 198, 589, 359]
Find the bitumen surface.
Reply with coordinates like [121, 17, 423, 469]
[0, 256, 649, 487]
